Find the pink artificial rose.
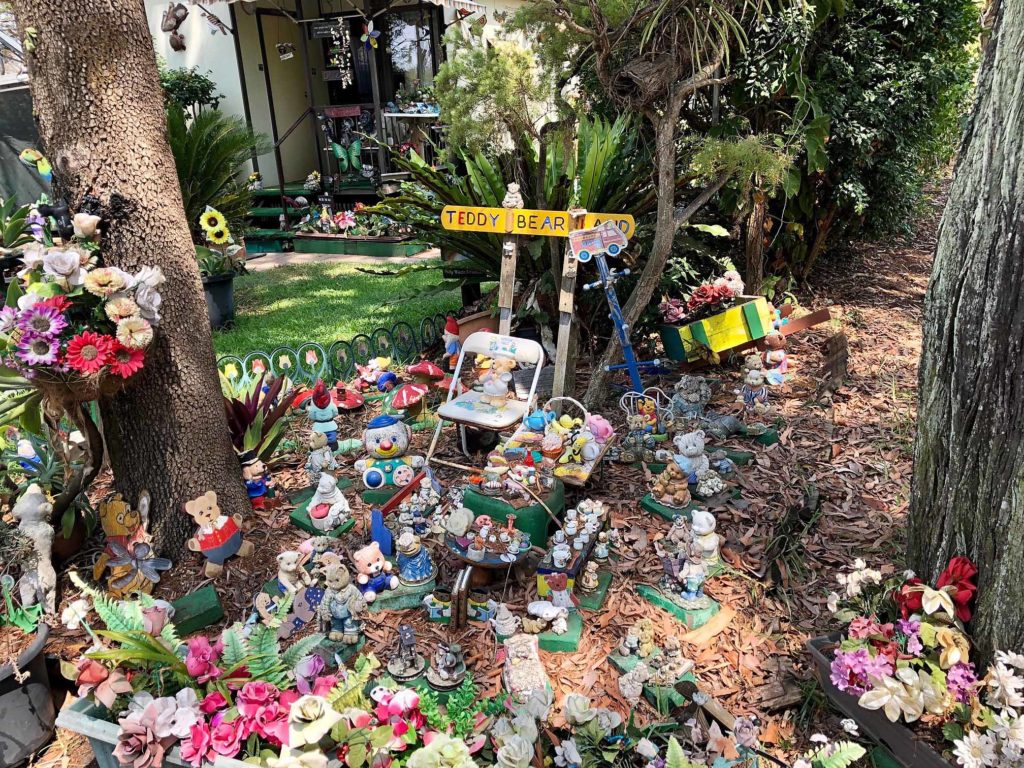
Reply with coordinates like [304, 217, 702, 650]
[209, 720, 244, 758]
[76, 659, 133, 709]
[312, 675, 339, 698]
[236, 681, 279, 719]
[254, 702, 289, 746]
[346, 709, 374, 729]
[113, 718, 167, 768]
[185, 637, 223, 683]
[179, 722, 214, 768]
[142, 607, 168, 636]
[200, 691, 228, 715]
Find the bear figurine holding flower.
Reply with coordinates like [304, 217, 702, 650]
[186, 491, 255, 577]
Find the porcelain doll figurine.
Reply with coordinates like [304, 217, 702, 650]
[318, 564, 366, 644]
[651, 463, 692, 508]
[13, 484, 56, 614]
[352, 541, 399, 602]
[690, 508, 721, 566]
[241, 452, 274, 510]
[593, 532, 610, 563]
[308, 473, 351, 532]
[395, 530, 437, 585]
[578, 561, 601, 594]
[679, 542, 711, 608]
[305, 432, 339, 486]
[307, 380, 340, 450]
[185, 491, 255, 577]
[355, 414, 424, 490]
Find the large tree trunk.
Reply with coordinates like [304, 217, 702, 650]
[908, 0, 1024, 663]
[744, 191, 767, 295]
[14, 0, 250, 552]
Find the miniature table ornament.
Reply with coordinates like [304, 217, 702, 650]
[387, 623, 426, 682]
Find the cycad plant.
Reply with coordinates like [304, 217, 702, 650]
[166, 104, 270, 240]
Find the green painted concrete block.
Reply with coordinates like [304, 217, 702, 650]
[640, 494, 699, 522]
[290, 506, 356, 538]
[462, 481, 565, 546]
[537, 611, 583, 653]
[367, 578, 435, 613]
[171, 584, 224, 635]
[578, 571, 614, 611]
[635, 584, 720, 629]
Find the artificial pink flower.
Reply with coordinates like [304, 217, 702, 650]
[76, 658, 133, 709]
[142, 607, 168, 636]
[254, 702, 289, 746]
[185, 636, 223, 683]
[180, 721, 214, 768]
[209, 719, 244, 757]
[236, 681, 279, 719]
[113, 718, 168, 768]
[200, 691, 228, 715]
[312, 675, 338, 698]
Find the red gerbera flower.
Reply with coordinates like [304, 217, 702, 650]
[109, 341, 145, 379]
[65, 331, 114, 374]
[38, 295, 72, 313]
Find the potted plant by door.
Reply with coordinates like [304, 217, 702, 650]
[0, 528, 56, 765]
[196, 207, 246, 331]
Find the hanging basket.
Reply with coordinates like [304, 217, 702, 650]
[32, 369, 139, 405]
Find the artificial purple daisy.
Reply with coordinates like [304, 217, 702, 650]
[0, 306, 16, 334]
[16, 334, 59, 366]
[16, 304, 67, 338]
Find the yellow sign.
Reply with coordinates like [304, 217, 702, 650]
[441, 206, 635, 239]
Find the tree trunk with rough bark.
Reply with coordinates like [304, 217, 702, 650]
[13, 0, 250, 552]
[744, 192, 766, 295]
[908, 0, 1024, 664]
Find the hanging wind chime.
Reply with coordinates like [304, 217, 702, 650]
[329, 18, 354, 88]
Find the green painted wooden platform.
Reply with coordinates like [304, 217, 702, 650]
[537, 611, 583, 653]
[635, 583, 720, 629]
[367, 577, 435, 613]
[171, 584, 224, 635]
[578, 570, 614, 611]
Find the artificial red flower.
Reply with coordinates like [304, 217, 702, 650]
[895, 576, 925, 619]
[38, 294, 72, 313]
[109, 341, 145, 379]
[937, 556, 979, 622]
[65, 331, 114, 374]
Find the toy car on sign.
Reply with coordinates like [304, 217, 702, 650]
[568, 221, 628, 263]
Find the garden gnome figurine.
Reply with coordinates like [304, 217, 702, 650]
[13, 484, 56, 614]
[240, 451, 274, 509]
[307, 380, 340, 450]
[305, 432, 339, 486]
[442, 316, 461, 371]
[308, 473, 351, 532]
[185, 491, 255, 578]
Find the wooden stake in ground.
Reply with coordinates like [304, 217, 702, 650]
[12, 0, 251, 551]
[908, 0, 1024, 663]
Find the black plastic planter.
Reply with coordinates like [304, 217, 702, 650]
[0, 623, 56, 766]
[203, 273, 235, 330]
[807, 634, 953, 768]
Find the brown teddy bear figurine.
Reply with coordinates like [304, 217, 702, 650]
[185, 491, 254, 577]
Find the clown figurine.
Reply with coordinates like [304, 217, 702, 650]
[240, 451, 274, 510]
[307, 380, 340, 450]
[442, 316, 461, 371]
[354, 414, 424, 490]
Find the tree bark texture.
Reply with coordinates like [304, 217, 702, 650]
[13, 0, 250, 552]
[744, 192, 766, 295]
[908, 0, 1024, 662]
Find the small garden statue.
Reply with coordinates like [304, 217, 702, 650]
[395, 530, 436, 585]
[185, 490, 255, 578]
[503, 634, 549, 703]
[651, 463, 692, 508]
[671, 375, 712, 421]
[618, 661, 651, 706]
[276, 551, 311, 594]
[618, 625, 641, 657]
[387, 623, 426, 682]
[666, 515, 692, 552]
[241, 452, 274, 510]
[308, 473, 351, 533]
[679, 541, 711, 609]
[593, 532, 610, 563]
[426, 642, 467, 691]
[635, 618, 657, 657]
[691, 509, 721, 566]
[524, 600, 568, 634]
[740, 369, 770, 414]
[305, 432, 339, 486]
[670, 429, 710, 483]
[761, 330, 789, 385]
[355, 357, 392, 392]
[578, 561, 601, 594]
[318, 564, 365, 646]
[491, 603, 521, 638]
[352, 541, 399, 602]
[94, 491, 162, 598]
[13, 484, 55, 614]
[355, 415, 424, 490]
[442, 316, 461, 371]
[479, 357, 517, 407]
[306, 380, 340, 450]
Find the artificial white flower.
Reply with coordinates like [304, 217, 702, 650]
[809, 734, 829, 744]
[993, 711, 1024, 756]
[827, 592, 840, 613]
[134, 284, 162, 324]
[903, 569, 917, 580]
[636, 738, 659, 759]
[73, 213, 101, 239]
[859, 671, 924, 723]
[853, 558, 867, 570]
[495, 735, 534, 768]
[18, 242, 45, 277]
[17, 291, 44, 311]
[988, 663, 1024, 710]
[554, 738, 582, 768]
[511, 713, 538, 745]
[794, 761, 812, 768]
[921, 586, 957, 618]
[134, 265, 166, 289]
[594, 708, 622, 731]
[61, 598, 91, 630]
[998, 651, 1024, 671]
[954, 730, 998, 768]
[267, 746, 328, 768]
[563, 693, 596, 725]
[840, 718, 859, 735]
[42, 249, 85, 287]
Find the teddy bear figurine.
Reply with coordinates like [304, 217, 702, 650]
[317, 564, 366, 644]
[670, 429, 710, 483]
[479, 357, 517, 407]
[276, 550, 312, 594]
[761, 330, 789, 385]
[740, 369, 770, 413]
[13, 484, 56, 614]
[185, 491, 255, 578]
[352, 541, 399, 602]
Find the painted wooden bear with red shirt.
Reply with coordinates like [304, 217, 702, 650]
[186, 491, 255, 577]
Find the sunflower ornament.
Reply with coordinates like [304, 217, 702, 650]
[200, 207, 227, 234]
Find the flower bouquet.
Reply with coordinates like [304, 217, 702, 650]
[810, 556, 1024, 767]
[1, 240, 164, 402]
[659, 270, 746, 325]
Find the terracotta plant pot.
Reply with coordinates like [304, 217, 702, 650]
[52, 512, 88, 563]
[807, 634, 954, 768]
[0, 623, 56, 765]
[457, 310, 495, 342]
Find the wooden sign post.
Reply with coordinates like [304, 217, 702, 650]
[440, 204, 634, 395]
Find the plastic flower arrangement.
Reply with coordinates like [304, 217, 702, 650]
[304, 171, 322, 193]
[196, 208, 245, 278]
[824, 555, 1002, 758]
[659, 270, 746, 324]
[0, 225, 163, 395]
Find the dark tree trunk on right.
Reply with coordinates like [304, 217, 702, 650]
[908, 0, 1024, 663]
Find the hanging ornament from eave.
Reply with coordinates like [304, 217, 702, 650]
[329, 18, 354, 88]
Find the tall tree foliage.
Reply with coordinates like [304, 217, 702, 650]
[908, 0, 1024, 663]
[11, 0, 251, 550]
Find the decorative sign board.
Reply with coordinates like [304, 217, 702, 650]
[440, 206, 634, 240]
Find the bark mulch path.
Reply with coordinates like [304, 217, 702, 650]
[30, 187, 940, 765]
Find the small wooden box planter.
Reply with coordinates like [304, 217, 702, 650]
[659, 296, 774, 363]
[807, 634, 954, 768]
[293, 233, 422, 257]
[57, 698, 251, 768]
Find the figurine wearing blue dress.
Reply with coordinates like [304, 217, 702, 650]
[396, 530, 437, 586]
[307, 380, 340, 450]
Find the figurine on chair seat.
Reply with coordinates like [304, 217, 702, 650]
[479, 357, 516, 407]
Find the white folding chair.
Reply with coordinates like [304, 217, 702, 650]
[428, 331, 546, 457]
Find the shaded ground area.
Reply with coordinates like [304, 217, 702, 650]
[212, 258, 463, 358]
[38, 190, 939, 766]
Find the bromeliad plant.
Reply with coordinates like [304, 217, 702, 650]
[222, 371, 296, 464]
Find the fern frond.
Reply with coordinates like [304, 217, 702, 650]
[221, 625, 249, 672]
[282, 634, 326, 668]
[808, 742, 867, 768]
[327, 657, 375, 711]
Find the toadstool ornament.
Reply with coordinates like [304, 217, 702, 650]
[407, 359, 446, 390]
[392, 382, 434, 431]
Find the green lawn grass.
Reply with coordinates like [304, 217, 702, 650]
[212, 260, 462, 358]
